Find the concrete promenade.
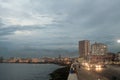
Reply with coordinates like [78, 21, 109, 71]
[67, 73, 78, 80]
[67, 63, 78, 80]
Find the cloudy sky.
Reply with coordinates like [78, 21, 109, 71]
[0, 0, 120, 57]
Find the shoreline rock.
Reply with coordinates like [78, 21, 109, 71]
[49, 66, 70, 80]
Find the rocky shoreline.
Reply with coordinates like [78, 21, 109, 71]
[49, 66, 70, 80]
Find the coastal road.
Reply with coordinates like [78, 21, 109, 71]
[76, 64, 120, 80]
[93, 65, 120, 80]
[76, 65, 108, 80]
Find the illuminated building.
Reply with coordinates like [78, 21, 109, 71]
[91, 42, 107, 63]
[117, 52, 120, 61]
[91, 42, 107, 55]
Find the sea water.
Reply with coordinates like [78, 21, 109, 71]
[0, 63, 62, 80]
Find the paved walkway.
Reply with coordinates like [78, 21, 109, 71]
[67, 73, 78, 80]
[67, 63, 78, 80]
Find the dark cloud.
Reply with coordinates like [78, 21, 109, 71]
[0, 0, 120, 57]
[0, 18, 4, 26]
[0, 25, 46, 36]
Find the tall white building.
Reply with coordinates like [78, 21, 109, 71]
[91, 42, 107, 55]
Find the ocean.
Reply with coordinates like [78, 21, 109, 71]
[0, 63, 62, 80]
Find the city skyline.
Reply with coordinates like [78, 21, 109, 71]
[0, 0, 120, 57]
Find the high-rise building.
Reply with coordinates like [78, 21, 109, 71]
[91, 42, 107, 55]
[79, 40, 90, 58]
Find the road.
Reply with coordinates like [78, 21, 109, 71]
[70, 63, 120, 80]
[75, 63, 108, 80]
[76, 64, 120, 80]
[93, 65, 120, 80]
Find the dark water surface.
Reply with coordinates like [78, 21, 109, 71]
[0, 63, 62, 80]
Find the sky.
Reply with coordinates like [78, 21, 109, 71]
[0, 0, 120, 58]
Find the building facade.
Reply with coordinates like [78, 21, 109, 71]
[79, 40, 90, 59]
[90, 42, 107, 63]
[91, 42, 107, 55]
